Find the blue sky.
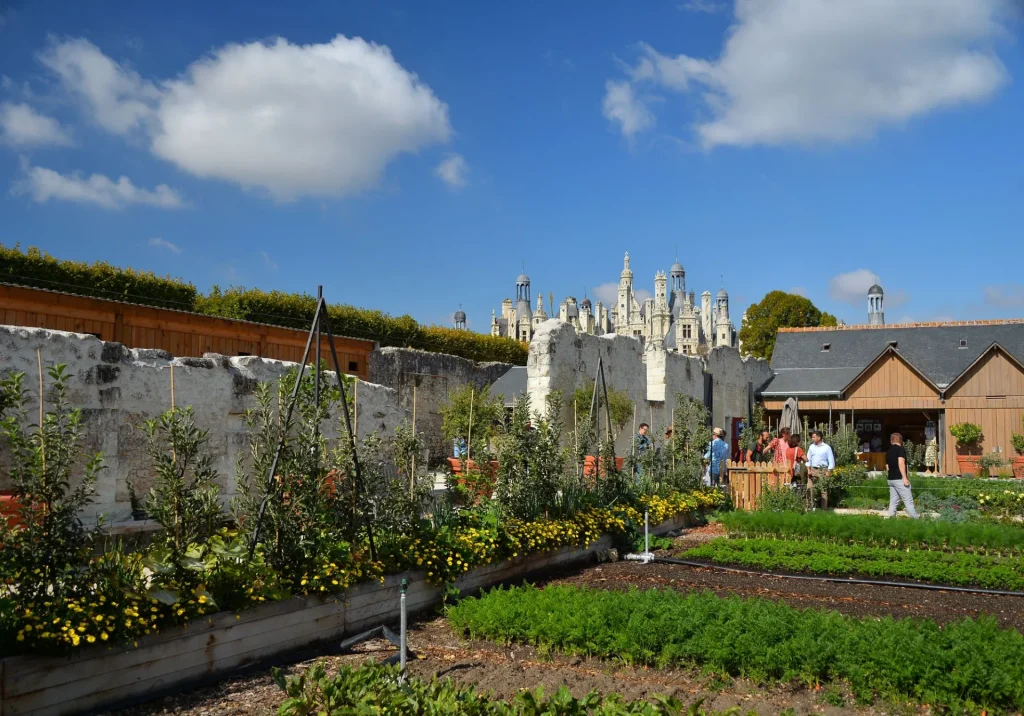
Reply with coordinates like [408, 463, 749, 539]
[1, 0, 1023, 332]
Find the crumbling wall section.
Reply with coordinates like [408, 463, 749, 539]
[0, 326, 407, 523]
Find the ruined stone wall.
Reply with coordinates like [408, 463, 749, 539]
[369, 347, 512, 465]
[527, 320, 771, 452]
[0, 326, 407, 523]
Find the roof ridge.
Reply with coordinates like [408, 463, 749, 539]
[780, 318, 1024, 333]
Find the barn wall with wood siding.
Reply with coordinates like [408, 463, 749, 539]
[0, 283, 374, 379]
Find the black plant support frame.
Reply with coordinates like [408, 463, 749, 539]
[248, 287, 377, 562]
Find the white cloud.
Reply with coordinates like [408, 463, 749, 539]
[602, 80, 655, 138]
[984, 284, 1024, 308]
[40, 35, 453, 200]
[611, 0, 1011, 147]
[0, 102, 73, 147]
[15, 164, 186, 209]
[679, 0, 726, 13]
[148, 237, 181, 254]
[261, 251, 279, 271]
[435, 153, 468, 188]
[790, 286, 807, 297]
[39, 38, 159, 134]
[829, 269, 908, 308]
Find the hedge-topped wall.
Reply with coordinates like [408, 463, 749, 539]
[0, 244, 528, 365]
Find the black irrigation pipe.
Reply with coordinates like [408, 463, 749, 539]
[654, 556, 1024, 598]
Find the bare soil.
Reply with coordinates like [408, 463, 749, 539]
[106, 523, 1024, 715]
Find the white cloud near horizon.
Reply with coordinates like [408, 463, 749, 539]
[15, 164, 186, 209]
[829, 269, 908, 308]
[0, 102, 73, 147]
[679, 0, 726, 13]
[39, 36, 453, 201]
[984, 284, 1024, 308]
[607, 0, 1011, 147]
[148, 237, 181, 254]
[435, 153, 468, 188]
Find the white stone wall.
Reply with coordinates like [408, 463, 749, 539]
[0, 326, 407, 523]
[527, 320, 771, 451]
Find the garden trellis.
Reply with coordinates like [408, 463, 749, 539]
[248, 286, 377, 561]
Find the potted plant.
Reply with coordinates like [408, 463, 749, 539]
[978, 451, 1008, 478]
[1012, 424, 1024, 478]
[949, 422, 983, 475]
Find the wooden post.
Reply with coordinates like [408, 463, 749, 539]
[37, 348, 45, 477]
[410, 384, 417, 496]
[670, 407, 675, 473]
[353, 380, 359, 438]
[170, 364, 176, 410]
[632, 405, 637, 458]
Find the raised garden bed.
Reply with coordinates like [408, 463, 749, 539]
[0, 512, 696, 716]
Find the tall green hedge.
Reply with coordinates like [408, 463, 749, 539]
[0, 243, 199, 309]
[0, 244, 527, 365]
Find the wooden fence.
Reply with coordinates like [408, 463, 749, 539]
[0, 283, 376, 380]
[726, 460, 792, 511]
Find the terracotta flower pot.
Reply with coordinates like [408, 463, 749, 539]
[582, 456, 625, 477]
[956, 455, 982, 476]
[1013, 457, 1024, 479]
[1, 491, 27, 529]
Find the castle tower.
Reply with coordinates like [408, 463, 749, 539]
[454, 306, 466, 330]
[652, 270, 672, 341]
[533, 293, 547, 330]
[701, 291, 713, 346]
[514, 272, 532, 341]
[579, 295, 594, 334]
[715, 287, 733, 348]
[868, 282, 885, 326]
[674, 291, 699, 355]
[617, 252, 634, 332]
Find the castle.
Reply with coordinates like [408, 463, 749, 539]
[489, 253, 736, 354]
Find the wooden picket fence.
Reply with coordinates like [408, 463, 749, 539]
[726, 460, 792, 511]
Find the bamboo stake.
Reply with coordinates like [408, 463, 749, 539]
[670, 407, 675, 473]
[37, 348, 45, 477]
[353, 380, 359, 437]
[573, 398, 580, 477]
[632, 404, 637, 459]
[410, 384, 417, 496]
[170, 364, 177, 463]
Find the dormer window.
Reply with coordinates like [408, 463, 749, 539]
[888, 340, 898, 348]
[821, 343, 831, 352]
[958, 339, 968, 349]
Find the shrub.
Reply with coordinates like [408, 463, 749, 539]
[440, 383, 506, 459]
[449, 584, 1024, 711]
[754, 485, 805, 513]
[0, 243, 528, 365]
[950, 422, 983, 453]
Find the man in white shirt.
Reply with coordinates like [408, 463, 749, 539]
[806, 430, 836, 510]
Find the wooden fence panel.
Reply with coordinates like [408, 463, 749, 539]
[727, 461, 791, 511]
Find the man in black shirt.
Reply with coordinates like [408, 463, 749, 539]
[884, 432, 919, 518]
[745, 429, 771, 463]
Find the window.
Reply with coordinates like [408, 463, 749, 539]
[821, 343, 831, 352]
[237, 351, 251, 357]
[888, 340, 898, 348]
[348, 361, 359, 372]
[958, 339, 968, 349]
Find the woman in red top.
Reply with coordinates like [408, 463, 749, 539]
[779, 434, 806, 483]
[767, 428, 791, 465]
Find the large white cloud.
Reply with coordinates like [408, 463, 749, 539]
[607, 0, 1012, 147]
[0, 102, 73, 147]
[40, 36, 453, 200]
[15, 164, 186, 209]
[829, 269, 908, 308]
[602, 80, 655, 138]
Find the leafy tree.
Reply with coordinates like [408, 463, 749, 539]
[439, 383, 506, 459]
[739, 291, 834, 360]
[572, 384, 634, 436]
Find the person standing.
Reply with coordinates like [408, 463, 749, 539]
[806, 430, 836, 509]
[634, 422, 652, 477]
[885, 433, 919, 519]
[778, 433, 806, 485]
[746, 429, 771, 463]
[704, 427, 730, 487]
[766, 428, 792, 466]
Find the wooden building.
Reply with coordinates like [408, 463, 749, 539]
[760, 320, 1024, 474]
[0, 283, 376, 380]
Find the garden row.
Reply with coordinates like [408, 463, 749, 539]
[448, 584, 1024, 713]
[0, 243, 528, 364]
[681, 537, 1024, 591]
[720, 510, 1024, 553]
[274, 661, 756, 715]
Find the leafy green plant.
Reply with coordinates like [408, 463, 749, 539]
[903, 440, 927, 472]
[137, 407, 222, 585]
[720, 510, 1024, 553]
[440, 383, 506, 459]
[666, 395, 711, 492]
[273, 660, 756, 715]
[0, 365, 104, 603]
[449, 584, 1024, 712]
[573, 383, 634, 436]
[979, 451, 1009, 476]
[494, 393, 568, 520]
[950, 422, 983, 454]
[682, 536, 1024, 590]
[754, 485, 805, 513]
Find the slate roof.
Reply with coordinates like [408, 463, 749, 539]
[762, 322, 1024, 399]
[489, 366, 527, 407]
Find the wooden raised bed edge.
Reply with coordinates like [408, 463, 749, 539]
[0, 511, 700, 716]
